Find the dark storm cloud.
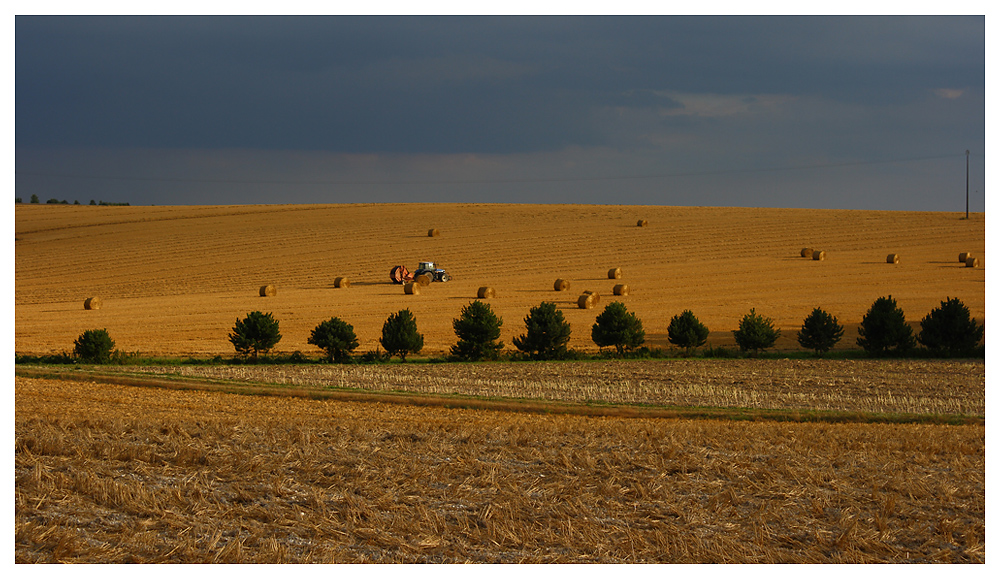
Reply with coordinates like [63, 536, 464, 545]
[15, 15, 985, 211]
[16, 16, 984, 154]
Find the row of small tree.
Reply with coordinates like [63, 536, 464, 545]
[673, 295, 983, 358]
[67, 295, 982, 363]
[222, 294, 982, 363]
[228, 309, 426, 363]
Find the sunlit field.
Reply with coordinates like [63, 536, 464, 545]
[15, 203, 984, 357]
[16, 376, 985, 563]
[15, 203, 985, 563]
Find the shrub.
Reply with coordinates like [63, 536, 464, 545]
[380, 309, 424, 361]
[513, 302, 572, 360]
[592, 302, 645, 356]
[73, 329, 115, 363]
[30, 194, 39, 203]
[917, 297, 983, 357]
[797, 307, 844, 355]
[360, 348, 391, 363]
[701, 345, 740, 359]
[308, 317, 360, 362]
[450, 300, 504, 361]
[857, 295, 915, 357]
[732, 309, 781, 356]
[17, 352, 77, 365]
[667, 310, 710, 355]
[228, 311, 281, 361]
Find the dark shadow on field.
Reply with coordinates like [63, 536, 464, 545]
[446, 296, 501, 301]
[859, 260, 918, 265]
[323, 281, 384, 288]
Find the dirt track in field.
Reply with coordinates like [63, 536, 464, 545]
[15, 203, 985, 357]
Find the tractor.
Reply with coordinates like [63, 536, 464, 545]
[389, 261, 451, 284]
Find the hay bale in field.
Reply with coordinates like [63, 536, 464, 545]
[260, 284, 276, 297]
[637, 219, 648, 227]
[886, 254, 899, 264]
[404, 282, 420, 295]
[577, 291, 600, 309]
[428, 228, 440, 237]
[613, 284, 629, 296]
[554, 278, 570, 291]
[83, 297, 101, 310]
[415, 273, 432, 286]
[608, 267, 622, 279]
[966, 257, 980, 268]
[812, 250, 825, 261]
[334, 277, 350, 288]
[477, 286, 495, 299]
[959, 252, 972, 263]
[801, 247, 813, 258]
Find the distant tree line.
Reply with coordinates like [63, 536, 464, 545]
[18, 194, 129, 206]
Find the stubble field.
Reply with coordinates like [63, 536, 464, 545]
[14, 203, 986, 563]
[15, 376, 985, 563]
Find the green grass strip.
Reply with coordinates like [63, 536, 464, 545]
[15, 366, 983, 426]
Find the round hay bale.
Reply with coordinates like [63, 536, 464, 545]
[886, 254, 899, 264]
[800, 247, 813, 258]
[428, 228, 440, 237]
[959, 252, 972, 263]
[608, 267, 622, 279]
[554, 278, 570, 291]
[334, 277, 350, 288]
[415, 273, 432, 286]
[83, 297, 101, 310]
[812, 250, 825, 261]
[577, 293, 597, 309]
[966, 256, 980, 268]
[637, 219, 648, 227]
[581, 290, 600, 305]
[404, 281, 420, 295]
[613, 284, 629, 296]
[477, 286, 495, 299]
[260, 284, 276, 297]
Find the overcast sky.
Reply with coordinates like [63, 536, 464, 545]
[14, 14, 986, 210]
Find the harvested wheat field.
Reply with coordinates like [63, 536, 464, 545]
[15, 203, 985, 357]
[15, 376, 985, 563]
[14, 203, 988, 564]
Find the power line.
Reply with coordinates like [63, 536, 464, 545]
[15, 153, 967, 187]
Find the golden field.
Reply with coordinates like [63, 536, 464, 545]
[15, 376, 985, 563]
[14, 203, 986, 357]
[14, 203, 987, 564]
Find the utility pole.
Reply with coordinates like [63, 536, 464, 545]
[966, 150, 970, 219]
